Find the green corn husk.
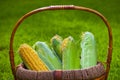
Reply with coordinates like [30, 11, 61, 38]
[51, 34, 63, 60]
[80, 32, 97, 69]
[62, 36, 80, 70]
[33, 41, 62, 70]
[36, 52, 55, 70]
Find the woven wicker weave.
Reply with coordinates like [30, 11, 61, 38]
[16, 63, 105, 80]
[9, 5, 113, 80]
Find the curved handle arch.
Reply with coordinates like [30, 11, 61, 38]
[9, 5, 112, 80]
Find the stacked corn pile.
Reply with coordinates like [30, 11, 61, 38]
[18, 32, 97, 71]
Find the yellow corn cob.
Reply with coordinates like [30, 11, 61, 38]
[18, 44, 48, 71]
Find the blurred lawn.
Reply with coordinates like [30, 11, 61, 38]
[0, 0, 120, 80]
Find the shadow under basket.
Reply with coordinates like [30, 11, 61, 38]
[9, 5, 113, 80]
[16, 63, 106, 80]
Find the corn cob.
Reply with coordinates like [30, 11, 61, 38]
[18, 44, 48, 71]
[33, 41, 62, 70]
[51, 34, 63, 60]
[62, 36, 80, 70]
[80, 32, 97, 69]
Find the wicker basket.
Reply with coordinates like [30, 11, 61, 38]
[9, 5, 113, 80]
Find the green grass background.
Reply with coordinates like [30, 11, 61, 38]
[0, 0, 120, 80]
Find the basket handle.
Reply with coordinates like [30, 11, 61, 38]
[9, 5, 112, 80]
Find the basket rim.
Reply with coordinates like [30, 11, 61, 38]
[16, 62, 106, 80]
